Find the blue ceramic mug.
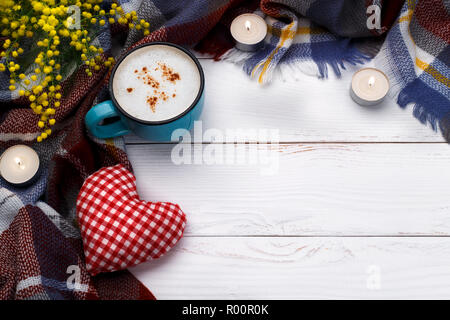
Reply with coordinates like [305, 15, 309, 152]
[85, 42, 205, 141]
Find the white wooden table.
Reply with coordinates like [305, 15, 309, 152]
[126, 56, 450, 299]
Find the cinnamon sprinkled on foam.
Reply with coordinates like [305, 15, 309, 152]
[146, 96, 158, 112]
[157, 62, 181, 83]
[133, 62, 182, 112]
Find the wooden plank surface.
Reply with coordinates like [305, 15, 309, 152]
[125, 58, 450, 299]
[127, 143, 450, 236]
[130, 236, 450, 299]
[124, 59, 444, 144]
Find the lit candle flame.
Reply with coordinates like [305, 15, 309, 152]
[14, 157, 24, 169]
[245, 20, 251, 31]
[368, 76, 375, 88]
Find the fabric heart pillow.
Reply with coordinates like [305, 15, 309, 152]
[76, 164, 186, 275]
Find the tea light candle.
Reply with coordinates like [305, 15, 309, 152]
[230, 13, 267, 52]
[0, 145, 40, 187]
[350, 68, 390, 106]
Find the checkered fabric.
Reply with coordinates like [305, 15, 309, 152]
[0, 0, 236, 300]
[2, 0, 447, 300]
[76, 164, 186, 276]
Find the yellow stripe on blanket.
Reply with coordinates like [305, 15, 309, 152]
[407, 0, 417, 11]
[267, 25, 326, 37]
[416, 58, 450, 88]
[255, 21, 296, 83]
[398, 10, 413, 23]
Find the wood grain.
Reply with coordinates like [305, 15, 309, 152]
[124, 59, 444, 143]
[130, 236, 450, 299]
[127, 143, 450, 236]
[125, 58, 450, 299]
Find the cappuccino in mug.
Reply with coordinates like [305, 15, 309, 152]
[112, 44, 202, 122]
[85, 42, 205, 141]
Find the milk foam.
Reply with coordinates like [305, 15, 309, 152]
[112, 45, 201, 122]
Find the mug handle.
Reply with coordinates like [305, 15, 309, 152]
[85, 100, 130, 139]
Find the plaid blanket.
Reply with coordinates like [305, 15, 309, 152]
[198, 0, 450, 141]
[198, 0, 405, 83]
[0, 0, 236, 300]
[0, 0, 155, 296]
[1, 0, 448, 299]
[374, 0, 450, 141]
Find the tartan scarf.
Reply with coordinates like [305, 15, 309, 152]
[374, 0, 450, 141]
[197, 0, 450, 141]
[0, 0, 237, 300]
[1, 0, 448, 299]
[199, 0, 405, 83]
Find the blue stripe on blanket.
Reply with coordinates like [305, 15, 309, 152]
[384, 25, 416, 84]
[279, 43, 312, 62]
[399, 78, 450, 131]
[311, 38, 371, 78]
[97, 24, 112, 52]
[41, 277, 76, 299]
[243, 45, 274, 75]
[420, 67, 450, 100]
[0, 68, 11, 102]
[311, 32, 340, 42]
[431, 47, 450, 79]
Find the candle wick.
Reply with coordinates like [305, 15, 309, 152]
[245, 20, 251, 31]
[368, 76, 375, 88]
[14, 157, 24, 168]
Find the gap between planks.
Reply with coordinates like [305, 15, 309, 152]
[131, 236, 450, 299]
[128, 143, 450, 237]
[125, 141, 448, 145]
[184, 235, 450, 238]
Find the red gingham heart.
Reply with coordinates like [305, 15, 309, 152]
[76, 164, 186, 275]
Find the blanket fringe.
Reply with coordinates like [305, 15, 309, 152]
[397, 92, 450, 144]
[399, 93, 440, 131]
[440, 114, 450, 143]
[312, 44, 373, 79]
[220, 42, 374, 83]
[277, 60, 322, 80]
[375, 45, 450, 142]
[220, 48, 254, 64]
[375, 45, 441, 133]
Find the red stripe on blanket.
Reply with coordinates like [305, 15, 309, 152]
[414, 0, 450, 44]
[380, 0, 406, 34]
